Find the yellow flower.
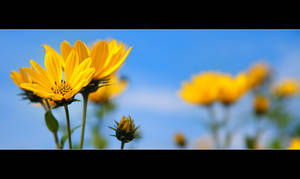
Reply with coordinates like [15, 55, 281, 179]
[10, 67, 32, 90]
[174, 132, 186, 147]
[44, 39, 131, 81]
[247, 62, 270, 89]
[89, 39, 132, 80]
[193, 135, 213, 149]
[271, 79, 300, 98]
[288, 138, 300, 149]
[178, 72, 221, 106]
[11, 67, 47, 103]
[253, 95, 269, 115]
[217, 73, 249, 105]
[179, 71, 250, 106]
[88, 73, 128, 104]
[43, 40, 131, 96]
[20, 50, 95, 103]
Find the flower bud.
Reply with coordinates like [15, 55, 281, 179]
[174, 132, 186, 148]
[253, 95, 269, 116]
[110, 116, 139, 144]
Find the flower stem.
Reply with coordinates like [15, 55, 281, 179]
[79, 93, 89, 150]
[255, 115, 264, 148]
[63, 104, 72, 149]
[207, 105, 220, 149]
[121, 141, 125, 150]
[52, 132, 62, 150]
[223, 106, 232, 148]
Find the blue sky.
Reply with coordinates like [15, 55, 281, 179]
[1, 30, 300, 149]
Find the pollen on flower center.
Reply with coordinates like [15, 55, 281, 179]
[51, 80, 73, 96]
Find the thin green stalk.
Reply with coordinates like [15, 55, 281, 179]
[207, 105, 220, 149]
[63, 104, 72, 149]
[121, 141, 125, 150]
[79, 93, 89, 149]
[52, 132, 62, 150]
[223, 106, 232, 148]
[254, 115, 264, 148]
[45, 99, 51, 111]
[40, 101, 48, 111]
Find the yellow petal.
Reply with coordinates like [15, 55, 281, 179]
[10, 71, 22, 87]
[97, 46, 132, 79]
[19, 68, 29, 83]
[21, 83, 52, 98]
[29, 60, 50, 82]
[64, 50, 79, 83]
[23, 67, 50, 89]
[60, 40, 72, 60]
[75, 57, 92, 74]
[90, 41, 109, 75]
[69, 57, 92, 85]
[43, 44, 65, 69]
[44, 52, 63, 84]
[73, 40, 90, 63]
[70, 68, 95, 89]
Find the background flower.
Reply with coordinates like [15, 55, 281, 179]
[271, 79, 300, 98]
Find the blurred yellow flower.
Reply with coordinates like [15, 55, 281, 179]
[247, 62, 269, 89]
[20, 50, 95, 103]
[178, 72, 221, 106]
[179, 72, 250, 106]
[10, 67, 33, 90]
[253, 95, 269, 115]
[174, 132, 186, 147]
[217, 73, 250, 105]
[88, 73, 128, 104]
[288, 138, 300, 149]
[271, 79, 300, 98]
[193, 135, 213, 149]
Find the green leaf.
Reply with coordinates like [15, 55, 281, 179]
[60, 125, 81, 149]
[44, 110, 59, 133]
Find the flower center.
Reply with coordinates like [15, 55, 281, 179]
[51, 80, 72, 96]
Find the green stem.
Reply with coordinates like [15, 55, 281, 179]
[207, 105, 220, 149]
[121, 141, 125, 150]
[223, 106, 232, 148]
[40, 101, 48, 111]
[63, 104, 72, 150]
[79, 93, 89, 150]
[254, 115, 264, 148]
[45, 99, 51, 111]
[53, 132, 62, 150]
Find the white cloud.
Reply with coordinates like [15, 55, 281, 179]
[118, 86, 193, 114]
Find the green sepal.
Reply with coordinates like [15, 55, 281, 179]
[44, 110, 59, 133]
[108, 126, 117, 131]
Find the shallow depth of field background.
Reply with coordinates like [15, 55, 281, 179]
[1, 30, 300, 149]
